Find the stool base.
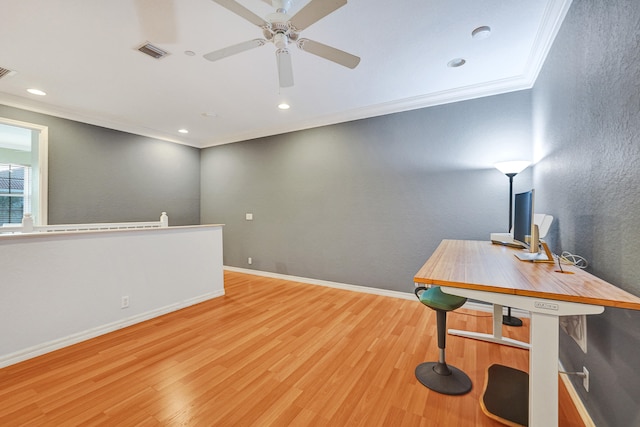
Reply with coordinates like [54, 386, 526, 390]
[415, 362, 472, 395]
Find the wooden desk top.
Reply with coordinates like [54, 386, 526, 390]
[414, 240, 640, 311]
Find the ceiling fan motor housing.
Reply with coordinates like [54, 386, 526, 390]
[264, 16, 299, 43]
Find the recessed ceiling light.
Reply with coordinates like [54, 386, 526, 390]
[184, 50, 196, 56]
[178, 129, 189, 134]
[472, 26, 492, 40]
[27, 88, 46, 96]
[447, 58, 466, 68]
[201, 112, 218, 118]
[278, 103, 290, 110]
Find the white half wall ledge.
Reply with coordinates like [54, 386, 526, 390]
[0, 225, 224, 368]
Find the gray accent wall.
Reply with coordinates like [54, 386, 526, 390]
[532, 0, 640, 426]
[201, 91, 534, 292]
[0, 105, 201, 225]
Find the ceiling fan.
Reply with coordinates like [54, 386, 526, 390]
[204, 0, 360, 88]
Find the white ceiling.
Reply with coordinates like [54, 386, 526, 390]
[0, 0, 571, 148]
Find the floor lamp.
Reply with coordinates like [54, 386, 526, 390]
[494, 160, 531, 327]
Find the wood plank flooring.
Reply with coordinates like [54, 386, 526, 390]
[0, 271, 585, 426]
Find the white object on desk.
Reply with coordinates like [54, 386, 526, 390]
[477, 213, 555, 348]
[490, 213, 554, 244]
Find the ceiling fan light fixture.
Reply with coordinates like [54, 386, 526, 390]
[273, 32, 289, 49]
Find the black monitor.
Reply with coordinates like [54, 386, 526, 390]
[513, 189, 539, 254]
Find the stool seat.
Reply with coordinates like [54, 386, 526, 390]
[417, 286, 467, 311]
[414, 286, 472, 395]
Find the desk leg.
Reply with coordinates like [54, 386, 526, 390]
[448, 304, 530, 350]
[529, 311, 559, 427]
[493, 304, 504, 339]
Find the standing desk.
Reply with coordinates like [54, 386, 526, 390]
[414, 239, 640, 427]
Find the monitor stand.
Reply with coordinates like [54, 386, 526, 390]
[515, 241, 554, 263]
[515, 251, 548, 261]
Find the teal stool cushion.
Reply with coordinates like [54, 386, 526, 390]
[417, 286, 466, 311]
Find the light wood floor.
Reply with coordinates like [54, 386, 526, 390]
[0, 271, 584, 426]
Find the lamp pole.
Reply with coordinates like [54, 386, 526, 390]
[503, 171, 522, 326]
[506, 172, 516, 232]
[494, 161, 531, 328]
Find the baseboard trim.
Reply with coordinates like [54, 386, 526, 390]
[225, 266, 417, 300]
[0, 290, 225, 369]
[223, 266, 528, 317]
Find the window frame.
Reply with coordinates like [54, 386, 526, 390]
[0, 117, 48, 225]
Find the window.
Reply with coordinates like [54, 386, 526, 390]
[0, 164, 31, 224]
[0, 118, 48, 225]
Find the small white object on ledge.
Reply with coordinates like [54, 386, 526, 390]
[21, 213, 34, 232]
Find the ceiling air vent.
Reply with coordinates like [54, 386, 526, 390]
[137, 42, 169, 59]
[0, 67, 17, 79]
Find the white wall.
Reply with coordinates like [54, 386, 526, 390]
[0, 225, 224, 367]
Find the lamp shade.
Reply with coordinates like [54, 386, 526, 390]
[494, 161, 531, 175]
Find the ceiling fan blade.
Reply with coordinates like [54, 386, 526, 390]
[276, 49, 294, 87]
[210, 0, 268, 27]
[297, 38, 360, 69]
[289, 0, 347, 31]
[204, 39, 266, 62]
[134, 0, 178, 43]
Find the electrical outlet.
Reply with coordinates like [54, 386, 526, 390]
[248, 257, 252, 265]
[121, 295, 130, 309]
[583, 366, 589, 392]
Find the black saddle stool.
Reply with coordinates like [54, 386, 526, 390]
[414, 286, 472, 395]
